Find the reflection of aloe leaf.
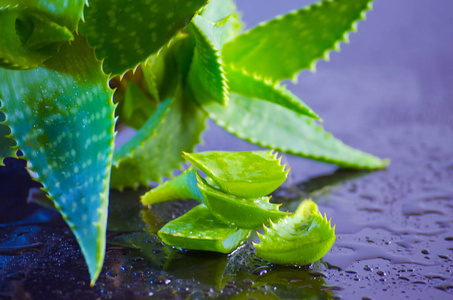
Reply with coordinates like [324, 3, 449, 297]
[0, 36, 115, 284]
[158, 204, 251, 253]
[108, 232, 167, 270]
[254, 200, 336, 266]
[164, 250, 229, 289]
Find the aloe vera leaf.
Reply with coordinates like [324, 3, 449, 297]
[158, 204, 252, 254]
[118, 80, 158, 130]
[197, 174, 287, 230]
[0, 36, 115, 284]
[199, 93, 388, 170]
[141, 166, 203, 206]
[222, 0, 373, 82]
[113, 98, 170, 166]
[254, 200, 336, 265]
[0, 8, 51, 69]
[79, 0, 209, 76]
[187, 15, 228, 105]
[0, 111, 17, 165]
[111, 88, 207, 189]
[198, 0, 244, 46]
[0, 1, 85, 69]
[0, 0, 86, 30]
[183, 151, 288, 198]
[224, 65, 319, 119]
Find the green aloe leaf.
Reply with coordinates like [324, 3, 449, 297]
[113, 98, 170, 166]
[183, 151, 288, 198]
[0, 1, 85, 69]
[158, 204, 251, 253]
[224, 65, 319, 119]
[254, 200, 336, 265]
[79, 0, 209, 76]
[222, 0, 373, 82]
[111, 88, 207, 189]
[0, 36, 115, 284]
[141, 166, 203, 206]
[187, 15, 228, 105]
[196, 173, 287, 229]
[0, 111, 17, 165]
[117, 80, 158, 131]
[0, 0, 86, 30]
[198, 0, 243, 47]
[199, 93, 388, 170]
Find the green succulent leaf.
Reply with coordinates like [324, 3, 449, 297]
[158, 204, 251, 253]
[254, 200, 336, 265]
[196, 173, 287, 229]
[183, 151, 288, 198]
[79, 0, 209, 76]
[111, 87, 207, 189]
[187, 15, 228, 105]
[141, 166, 203, 206]
[0, 111, 17, 165]
[0, 1, 85, 69]
[0, 36, 115, 284]
[113, 98, 171, 167]
[117, 80, 158, 130]
[0, 0, 86, 30]
[199, 93, 388, 170]
[198, 0, 243, 47]
[222, 0, 373, 82]
[224, 65, 319, 119]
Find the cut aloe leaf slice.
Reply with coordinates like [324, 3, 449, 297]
[254, 200, 336, 265]
[158, 204, 251, 254]
[183, 151, 288, 198]
[197, 174, 287, 229]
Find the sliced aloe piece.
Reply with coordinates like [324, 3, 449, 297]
[183, 151, 288, 198]
[223, 0, 373, 82]
[141, 166, 202, 206]
[254, 200, 336, 265]
[197, 174, 287, 230]
[158, 204, 251, 254]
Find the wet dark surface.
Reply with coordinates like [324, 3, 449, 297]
[1, 1, 453, 299]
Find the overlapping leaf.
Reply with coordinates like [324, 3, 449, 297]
[224, 65, 319, 119]
[223, 0, 373, 82]
[111, 88, 207, 189]
[0, 1, 85, 69]
[188, 15, 228, 105]
[199, 93, 388, 169]
[183, 151, 288, 198]
[79, 0, 209, 76]
[0, 36, 115, 284]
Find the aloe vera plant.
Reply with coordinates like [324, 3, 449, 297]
[0, 0, 387, 284]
